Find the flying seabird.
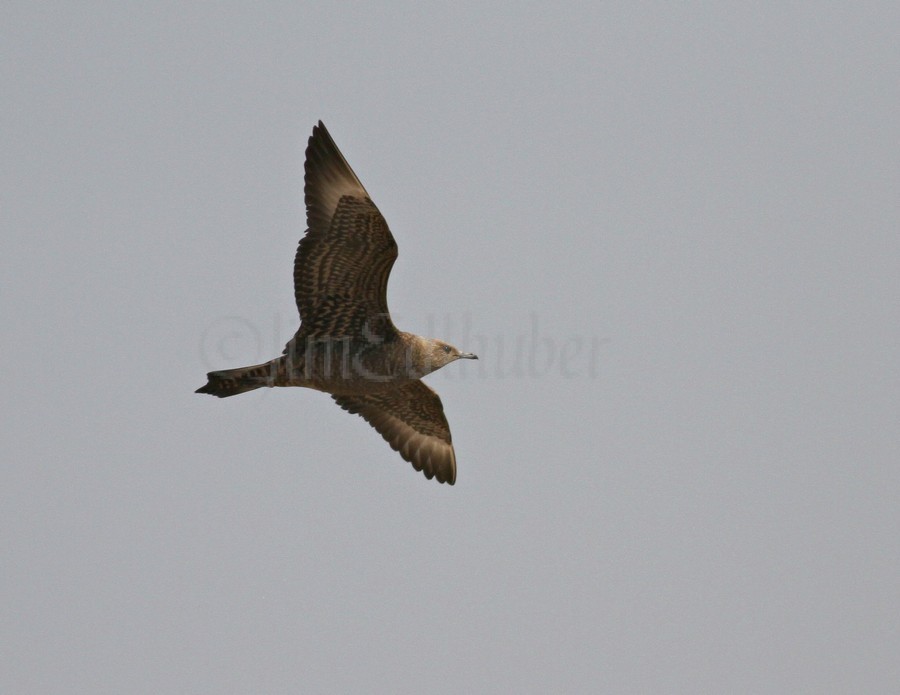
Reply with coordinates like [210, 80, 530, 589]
[196, 122, 477, 485]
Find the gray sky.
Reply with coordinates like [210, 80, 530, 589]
[3, 2, 899, 693]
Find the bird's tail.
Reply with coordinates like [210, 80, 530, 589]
[195, 360, 281, 398]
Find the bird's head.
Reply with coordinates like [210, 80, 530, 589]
[415, 338, 478, 376]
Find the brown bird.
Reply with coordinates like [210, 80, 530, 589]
[196, 122, 477, 484]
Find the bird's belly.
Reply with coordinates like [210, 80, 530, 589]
[282, 338, 416, 394]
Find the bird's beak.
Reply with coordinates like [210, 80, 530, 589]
[458, 352, 478, 360]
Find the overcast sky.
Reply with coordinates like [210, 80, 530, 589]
[3, 2, 899, 693]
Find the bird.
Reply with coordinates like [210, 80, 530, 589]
[196, 121, 477, 485]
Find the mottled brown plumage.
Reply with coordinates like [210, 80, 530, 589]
[197, 121, 476, 485]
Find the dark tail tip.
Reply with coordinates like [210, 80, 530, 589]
[195, 370, 264, 398]
[195, 381, 220, 396]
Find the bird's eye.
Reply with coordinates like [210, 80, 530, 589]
[442, 345, 451, 354]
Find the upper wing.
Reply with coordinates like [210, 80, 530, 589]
[294, 122, 399, 339]
[332, 380, 458, 485]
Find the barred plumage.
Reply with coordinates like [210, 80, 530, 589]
[196, 122, 476, 485]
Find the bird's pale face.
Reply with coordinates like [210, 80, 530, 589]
[419, 339, 478, 375]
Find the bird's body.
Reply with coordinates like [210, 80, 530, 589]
[196, 122, 476, 484]
[204, 331, 460, 395]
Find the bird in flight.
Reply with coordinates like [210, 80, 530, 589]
[196, 122, 477, 485]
